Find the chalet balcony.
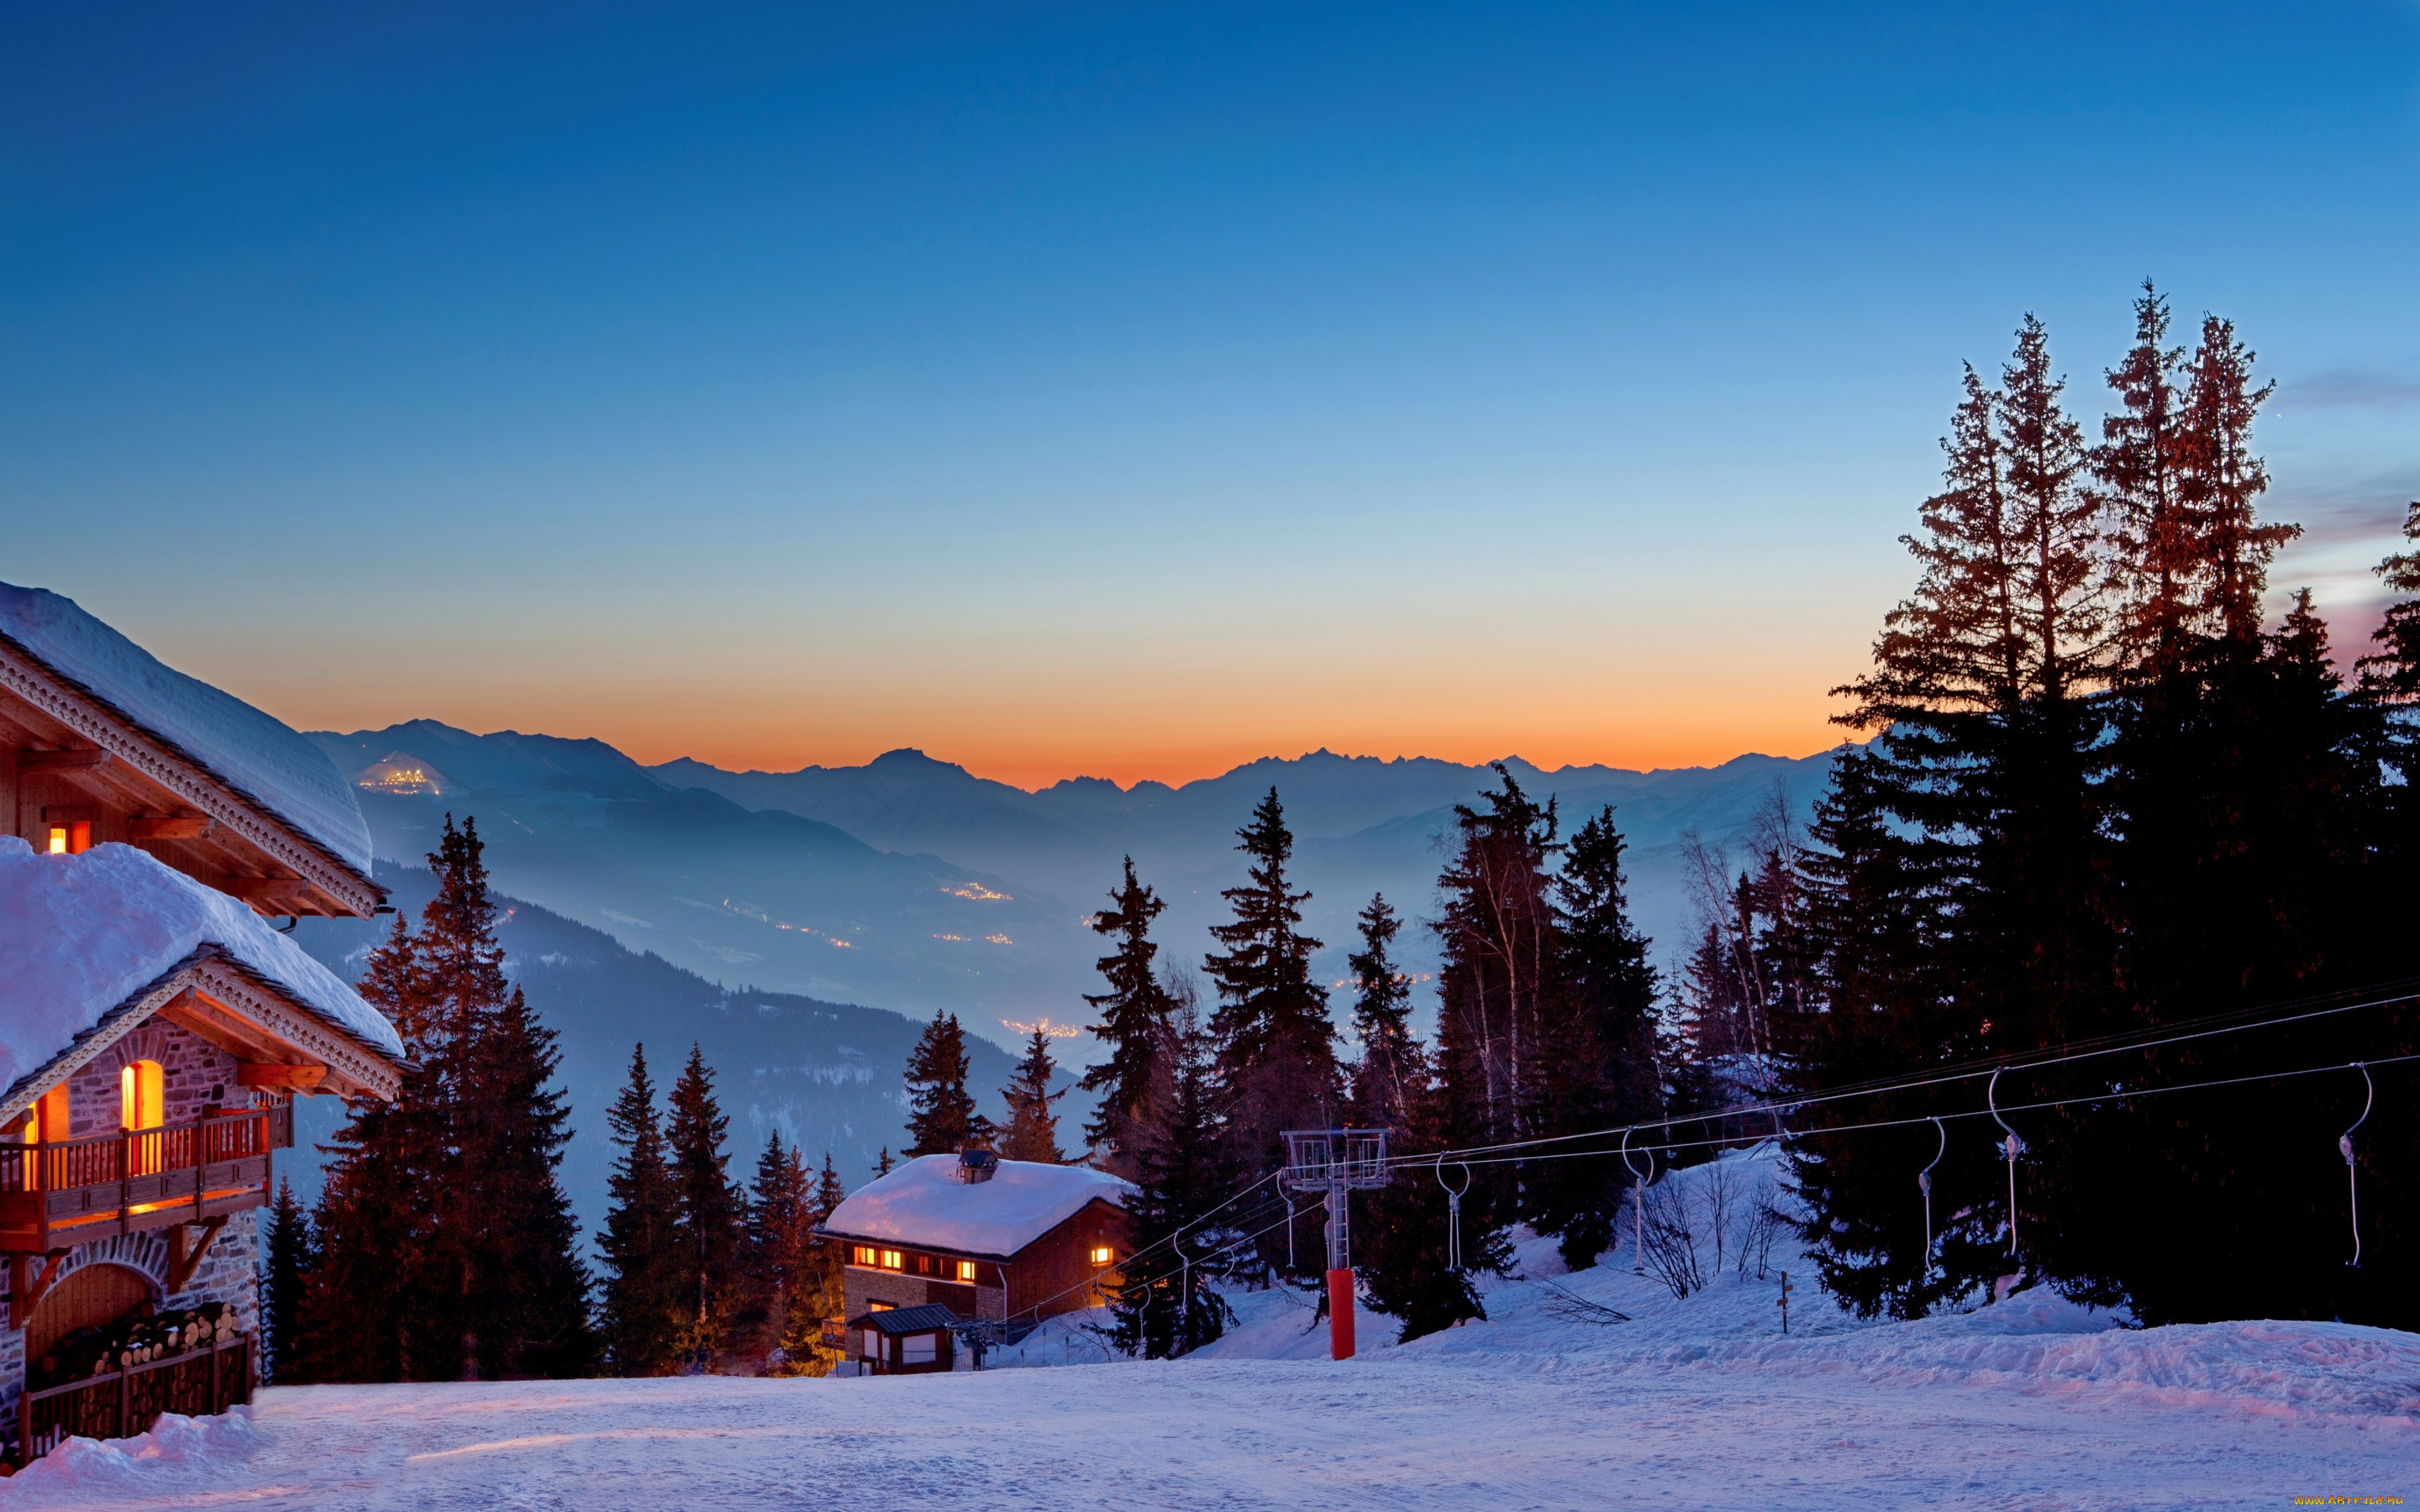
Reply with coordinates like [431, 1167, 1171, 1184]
[0, 1105, 292, 1253]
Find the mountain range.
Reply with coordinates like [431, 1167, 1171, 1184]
[290, 722, 1839, 1237]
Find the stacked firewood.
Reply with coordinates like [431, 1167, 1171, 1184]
[34, 1301, 239, 1389]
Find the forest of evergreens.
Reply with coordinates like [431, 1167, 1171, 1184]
[271, 286, 2420, 1383]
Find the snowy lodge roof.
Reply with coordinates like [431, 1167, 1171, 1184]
[0, 839, 406, 1107]
[0, 582, 375, 879]
[820, 1154, 1134, 1259]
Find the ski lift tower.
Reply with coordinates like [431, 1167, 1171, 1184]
[1279, 1128, 1391, 1360]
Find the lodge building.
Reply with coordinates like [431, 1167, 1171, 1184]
[818, 1149, 1134, 1374]
[0, 583, 406, 1466]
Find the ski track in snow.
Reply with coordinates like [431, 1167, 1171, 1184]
[9, 1150, 2415, 1510]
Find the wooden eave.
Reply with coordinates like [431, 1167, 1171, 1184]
[0, 638, 381, 918]
[0, 948, 402, 1127]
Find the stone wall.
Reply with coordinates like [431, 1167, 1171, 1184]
[61, 1020, 265, 1139]
[0, 1209, 262, 1455]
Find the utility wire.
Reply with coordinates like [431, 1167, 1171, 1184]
[1386, 984, 2419, 1170]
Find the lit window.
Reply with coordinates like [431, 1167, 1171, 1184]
[867, 1300, 893, 1311]
[45, 822, 89, 855]
[122, 1060, 165, 1177]
[851, 1245, 878, 1268]
[955, 1260, 976, 1283]
[879, 1248, 903, 1271]
[1089, 1246, 1113, 1266]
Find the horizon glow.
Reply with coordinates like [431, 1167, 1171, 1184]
[6, 3, 2416, 791]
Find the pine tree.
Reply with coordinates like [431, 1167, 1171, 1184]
[999, 1028, 1067, 1163]
[1078, 858, 1175, 1177]
[813, 1152, 846, 1220]
[1203, 789, 1341, 1227]
[262, 1178, 314, 1383]
[301, 816, 592, 1381]
[2361, 501, 2420, 706]
[1526, 806, 1662, 1268]
[599, 1044, 684, 1375]
[1796, 319, 2114, 1316]
[1344, 895, 1421, 1129]
[874, 1147, 895, 1178]
[296, 912, 432, 1381]
[1111, 987, 1234, 1359]
[2096, 282, 2194, 668]
[903, 1011, 988, 1156]
[457, 984, 594, 1378]
[666, 1043, 743, 1362]
[739, 1134, 811, 1356]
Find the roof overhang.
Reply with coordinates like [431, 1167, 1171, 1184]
[0, 638, 383, 917]
[0, 944, 403, 1124]
[815, 1194, 1124, 1264]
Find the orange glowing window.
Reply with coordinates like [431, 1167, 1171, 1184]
[30, 1085, 67, 1145]
[1089, 1246, 1114, 1266]
[850, 1245, 878, 1268]
[879, 1249, 904, 1271]
[955, 1260, 977, 1283]
[45, 822, 90, 855]
[123, 1059, 166, 1178]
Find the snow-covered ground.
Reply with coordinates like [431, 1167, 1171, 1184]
[12, 1148, 2417, 1509]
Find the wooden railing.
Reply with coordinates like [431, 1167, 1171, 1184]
[0, 1106, 291, 1251]
[13, 1335, 251, 1467]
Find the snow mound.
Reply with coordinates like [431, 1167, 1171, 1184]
[0, 840, 404, 1095]
[10, 1407, 264, 1494]
[820, 1153, 1132, 1257]
[0, 582, 372, 877]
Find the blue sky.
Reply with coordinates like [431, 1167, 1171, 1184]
[6, 2, 2417, 785]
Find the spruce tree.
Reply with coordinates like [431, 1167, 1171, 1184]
[1203, 789, 1341, 1221]
[1000, 1028, 1067, 1163]
[1526, 806, 1662, 1269]
[262, 1178, 314, 1383]
[599, 1044, 684, 1375]
[1344, 895, 1420, 1129]
[2361, 501, 2420, 706]
[902, 1011, 988, 1156]
[1111, 989, 1234, 1359]
[874, 1147, 895, 1178]
[297, 912, 432, 1381]
[1078, 858, 1175, 1177]
[666, 1043, 743, 1362]
[458, 984, 594, 1378]
[740, 1134, 811, 1355]
[813, 1152, 846, 1220]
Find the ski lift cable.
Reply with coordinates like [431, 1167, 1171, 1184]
[1393, 1046, 2420, 1173]
[2342, 1062, 2375, 1269]
[1382, 986, 2420, 1171]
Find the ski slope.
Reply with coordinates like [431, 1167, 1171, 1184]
[11, 1150, 2416, 1510]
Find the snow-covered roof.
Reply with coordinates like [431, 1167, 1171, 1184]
[821, 1154, 1133, 1258]
[0, 583, 374, 878]
[0, 839, 405, 1099]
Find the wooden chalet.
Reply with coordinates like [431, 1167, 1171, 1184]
[0, 583, 406, 1467]
[820, 1149, 1134, 1373]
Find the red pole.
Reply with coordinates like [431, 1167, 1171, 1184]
[1327, 1268, 1355, 1360]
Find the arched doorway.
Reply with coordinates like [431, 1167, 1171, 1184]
[26, 1263, 154, 1379]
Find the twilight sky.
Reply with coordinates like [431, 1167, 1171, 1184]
[6, 2, 2417, 789]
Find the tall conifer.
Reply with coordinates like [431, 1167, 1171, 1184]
[903, 1011, 988, 1156]
[1203, 790, 1341, 1216]
[599, 1044, 683, 1375]
[1079, 858, 1175, 1177]
[1000, 1028, 1067, 1163]
[666, 1044, 743, 1361]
